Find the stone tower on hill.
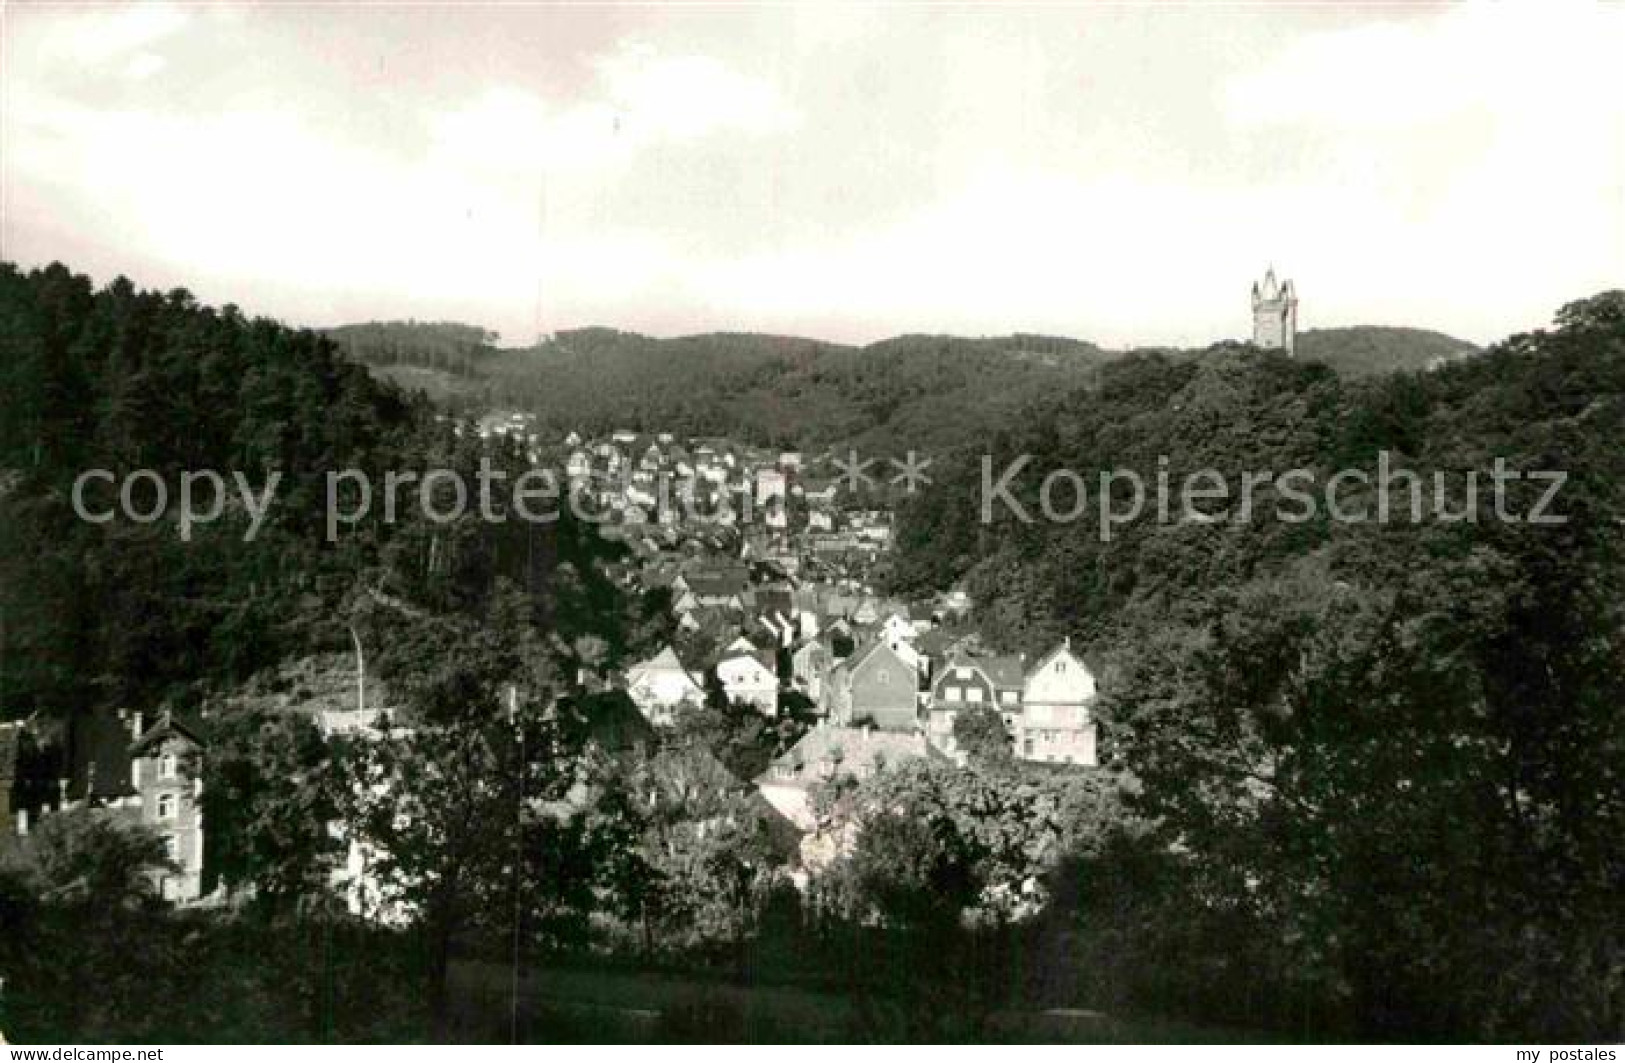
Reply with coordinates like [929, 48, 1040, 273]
[1251, 268, 1298, 355]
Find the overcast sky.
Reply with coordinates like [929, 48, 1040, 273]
[4, 3, 1621, 348]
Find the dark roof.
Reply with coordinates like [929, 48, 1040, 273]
[978, 655, 1026, 691]
[913, 629, 960, 656]
[754, 587, 795, 617]
[688, 573, 749, 599]
[128, 710, 206, 755]
[843, 638, 911, 678]
[70, 709, 207, 801]
[937, 650, 1024, 693]
[69, 711, 140, 800]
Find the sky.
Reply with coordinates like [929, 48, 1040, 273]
[3, 2, 1622, 348]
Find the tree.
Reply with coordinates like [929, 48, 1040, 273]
[837, 807, 975, 932]
[6, 807, 176, 908]
[815, 759, 1134, 928]
[337, 591, 642, 1033]
[624, 742, 791, 953]
[196, 706, 342, 911]
[666, 696, 807, 782]
[952, 704, 1014, 772]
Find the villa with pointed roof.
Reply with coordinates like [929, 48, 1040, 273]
[55, 707, 208, 902]
[715, 645, 779, 715]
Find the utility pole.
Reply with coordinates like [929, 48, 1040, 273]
[348, 622, 366, 716]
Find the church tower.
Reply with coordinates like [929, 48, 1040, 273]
[1251, 268, 1297, 355]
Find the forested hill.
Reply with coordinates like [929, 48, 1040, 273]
[893, 293, 1622, 654]
[322, 320, 500, 375]
[327, 323, 1120, 451]
[890, 292, 1625, 1034]
[328, 317, 1480, 451]
[1295, 325, 1479, 377]
[0, 263, 637, 722]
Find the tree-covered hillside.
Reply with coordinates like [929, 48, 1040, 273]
[0, 264, 637, 722]
[328, 323, 1121, 451]
[890, 291, 1625, 1037]
[1295, 325, 1478, 377]
[329, 317, 1481, 454]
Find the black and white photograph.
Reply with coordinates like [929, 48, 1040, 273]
[0, 0, 1622, 1049]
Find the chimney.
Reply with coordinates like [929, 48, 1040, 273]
[130, 710, 145, 740]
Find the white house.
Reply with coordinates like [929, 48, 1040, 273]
[715, 648, 778, 715]
[625, 645, 705, 726]
[1019, 638, 1098, 765]
[755, 468, 787, 506]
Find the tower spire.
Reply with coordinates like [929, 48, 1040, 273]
[1250, 268, 1298, 356]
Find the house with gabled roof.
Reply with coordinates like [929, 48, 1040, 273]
[877, 608, 916, 647]
[822, 639, 918, 731]
[625, 645, 706, 726]
[1018, 638, 1098, 766]
[685, 568, 751, 611]
[58, 708, 207, 902]
[978, 654, 1027, 728]
[714, 646, 779, 715]
[925, 651, 1025, 758]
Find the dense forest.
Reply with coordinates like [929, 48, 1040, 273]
[1295, 325, 1476, 377]
[327, 320, 1475, 453]
[0, 264, 643, 721]
[891, 291, 1625, 1038]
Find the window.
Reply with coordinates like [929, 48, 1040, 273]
[1023, 739, 1034, 756]
[946, 687, 961, 703]
[1056, 661, 1066, 673]
[954, 666, 971, 680]
[160, 754, 178, 780]
[966, 688, 982, 703]
[157, 794, 176, 820]
[1000, 690, 1016, 705]
[163, 834, 178, 860]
